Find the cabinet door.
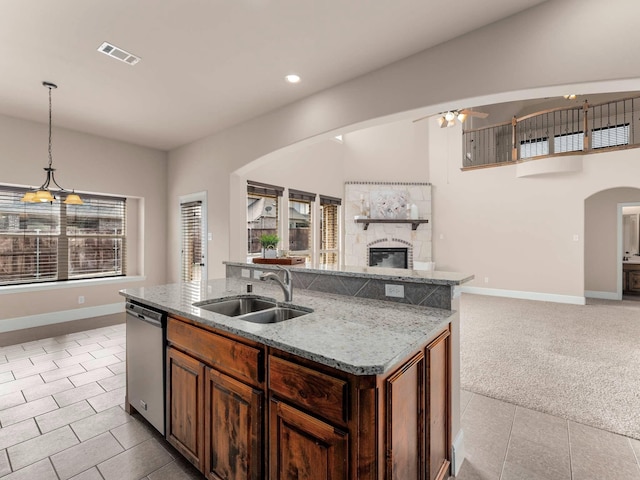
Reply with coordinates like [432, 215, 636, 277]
[630, 271, 640, 292]
[270, 399, 348, 480]
[205, 368, 263, 480]
[385, 352, 425, 480]
[426, 330, 451, 480]
[167, 347, 205, 471]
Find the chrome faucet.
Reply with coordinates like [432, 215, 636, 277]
[260, 266, 293, 302]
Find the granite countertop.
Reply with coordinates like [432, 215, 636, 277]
[224, 261, 474, 286]
[120, 278, 454, 376]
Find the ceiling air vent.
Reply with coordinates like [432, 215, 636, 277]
[97, 42, 141, 66]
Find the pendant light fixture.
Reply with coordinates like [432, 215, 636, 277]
[21, 82, 83, 205]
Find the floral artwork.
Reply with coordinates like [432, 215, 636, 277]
[369, 190, 409, 219]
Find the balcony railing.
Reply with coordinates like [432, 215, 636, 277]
[462, 96, 640, 169]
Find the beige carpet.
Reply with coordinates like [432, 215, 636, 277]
[459, 293, 640, 440]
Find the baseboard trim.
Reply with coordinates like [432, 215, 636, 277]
[0, 303, 125, 333]
[451, 429, 465, 476]
[584, 290, 620, 300]
[457, 286, 586, 305]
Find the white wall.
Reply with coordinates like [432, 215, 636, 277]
[0, 114, 167, 326]
[167, 0, 640, 284]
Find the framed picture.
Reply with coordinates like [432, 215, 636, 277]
[369, 190, 409, 219]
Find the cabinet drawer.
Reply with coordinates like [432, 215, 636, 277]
[168, 317, 263, 385]
[268, 355, 347, 425]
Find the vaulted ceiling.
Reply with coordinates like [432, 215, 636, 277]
[0, 0, 546, 150]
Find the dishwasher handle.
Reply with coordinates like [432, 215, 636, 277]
[126, 302, 164, 328]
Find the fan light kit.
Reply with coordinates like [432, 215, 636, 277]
[437, 110, 478, 128]
[21, 82, 83, 205]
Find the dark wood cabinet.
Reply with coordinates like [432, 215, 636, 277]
[270, 398, 348, 480]
[384, 353, 425, 480]
[205, 368, 263, 480]
[167, 317, 266, 479]
[165, 315, 451, 480]
[426, 330, 451, 480]
[166, 347, 205, 471]
[623, 263, 640, 294]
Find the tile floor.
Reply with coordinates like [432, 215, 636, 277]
[0, 323, 202, 480]
[1, 324, 639, 480]
[451, 390, 640, 480]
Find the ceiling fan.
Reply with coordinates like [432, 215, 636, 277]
[413, 108, 489, 127]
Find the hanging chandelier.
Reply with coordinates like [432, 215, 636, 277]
[21, 82, 83, 205]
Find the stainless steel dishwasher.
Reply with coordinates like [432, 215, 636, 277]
[125, 301, 166, 435]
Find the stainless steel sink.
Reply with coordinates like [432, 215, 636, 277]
[195, 296, 276, 316]
[238, 306, 312, 324]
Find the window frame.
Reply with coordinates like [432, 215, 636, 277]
[0, 186, 127, 287]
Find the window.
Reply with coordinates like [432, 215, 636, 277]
[319, 195, 341, 267]
[247, 181, 283, 257]
[520, 138, 549, 159]
[0, 186, 126, 286]
[288, 189, 315, 259]
[592, 124, 629, 149]
[554, 132, 584, 153]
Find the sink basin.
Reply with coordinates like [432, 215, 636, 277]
[195, 296, 276, 316]
[238, 306, 312, 324]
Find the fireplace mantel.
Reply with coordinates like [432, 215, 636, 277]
[355, 218, 429, 231]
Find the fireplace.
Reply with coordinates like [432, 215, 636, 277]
[369, 247, 408, 269]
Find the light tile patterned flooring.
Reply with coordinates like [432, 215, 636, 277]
[0, 323, 202, 480]
[1, 323, 639, 479]
[451, 390, 640, 480]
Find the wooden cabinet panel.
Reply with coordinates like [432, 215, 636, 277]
[168, 317, 263, 385]
[426, 330, 451, 480]
[270, 399, 348, 480]
[385, 352, 425, 480]
[269, 355, 347, 425]
[205, 368, 263, 480]
[629, 271, 640, 291]
[166, 347, 205, 471]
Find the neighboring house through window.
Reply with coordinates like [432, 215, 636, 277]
[247, 180, 283, 258]
[0, 186, 126, 286]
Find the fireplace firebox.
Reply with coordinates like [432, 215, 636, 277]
[369, 247, 408, 269]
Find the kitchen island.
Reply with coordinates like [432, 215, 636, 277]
[121, 276, 464, 480]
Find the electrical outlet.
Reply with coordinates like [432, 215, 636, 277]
[484, 277, 489, 284]
[241, 269, 251, 278]
[208, 232, 212, 241]
[573, 234, 579, 242]
[385, 284, 404, 298]
[253, 270, 263, 279]
[78, 295, 85, 304]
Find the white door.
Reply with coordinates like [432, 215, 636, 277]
[180, 193, 207, 284]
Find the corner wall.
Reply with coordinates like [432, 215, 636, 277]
[0, 114, 167, 328]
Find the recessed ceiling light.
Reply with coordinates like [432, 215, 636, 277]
[285, 74, 301, 84]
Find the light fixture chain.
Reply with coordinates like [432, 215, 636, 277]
[48, 85, 53, 169]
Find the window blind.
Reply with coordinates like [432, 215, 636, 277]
[247, 180, 284, 197]
[288, 188, 316, 203]
[0, 186, 126, 286]
[180, 200, 203, 282]
[67, 195, 126, 279]
[592, 124, 629, 149]
[319, 194, 342, 206]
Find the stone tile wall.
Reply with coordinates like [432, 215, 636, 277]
[226, 264, 452, 310]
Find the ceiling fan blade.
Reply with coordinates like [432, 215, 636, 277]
[412, 114, 431, 123]
[459, 109, 489, 119]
